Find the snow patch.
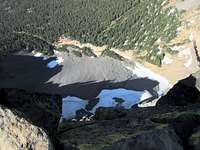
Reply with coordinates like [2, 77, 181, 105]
[138, 98, 159, 108]
[47, 57, 64, 69]
[178, 48, 193, 68]
[140, 90, 152, 101]
[162, 56, 173, 65]
[91, 89, 146, 113]
[189, 33, 194, 42]
[125, 63, 171, 96]
[47, 60, 59, 68]
[171, 45, 185, 51]
[60, 88, 153, 120]
[61, 96, 88, 120]
[54, 50, 62, 55]
[33, 51, 48, 60]
[34, 52, 43, 57]
[184, 57, 192, 68]
[177, 26, 182, 32]
[56, 57, 64, 64]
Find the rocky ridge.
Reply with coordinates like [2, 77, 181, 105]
[57, 71, 200, 150]
[1, 71, 200, 150]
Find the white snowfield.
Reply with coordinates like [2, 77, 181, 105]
[61, 88, 152, 120]
[47, 57, 64, 69]
[125, 63, 171, 96]
[61, 63, 172, 120]
[91, 89, 148, 113]
[32, 51, 171, 120]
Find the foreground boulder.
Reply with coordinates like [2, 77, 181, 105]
[0, 105, 54, 150]
[157, 72, 200, 107]
[103, 128, 183, 150]
[0, 88, 62, 138]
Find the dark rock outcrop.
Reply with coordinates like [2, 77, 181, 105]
[0, 88, 62, 150]
[75, 108, 93, 120]
[103, 128, 183, 150]
[0, 88, 62, 138]
[94, 107, 127, 120]
[157, 73, 200, 107]
[189, 127, 200, 150]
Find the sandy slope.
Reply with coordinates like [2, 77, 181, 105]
[175, 0, 200, 10]
[55, 1, 200, 86]
[47, 53, 135, 86]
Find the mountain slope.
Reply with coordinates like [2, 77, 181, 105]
[0, 0, 180, 65]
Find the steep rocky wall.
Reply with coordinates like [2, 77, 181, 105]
[0, 88, 62, 140]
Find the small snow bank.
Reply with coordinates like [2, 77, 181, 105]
[140, 90, 153, 101]
[32, 50, 64, 68]
[61, 89, 153, 120]
[34, 52, 43, 57]
[32, 51, 48, 60]
[125, 63, 171, 96]
[61, 96, 88, 120]
[184, 57, 192, 68]
[47, 57, 64, 69]
[162, 56, 173, 65]
[189, 33, 194, 42]
[138, 98, 159, 108]
[178, 48, 193, 68]
[171, 45, 185, 51]
[91, 88, 149, 113]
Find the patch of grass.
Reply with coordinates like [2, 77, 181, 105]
[67, 45, 82, 51]
[101, 49, 123, 61]
[56, 45, 70, 52]
[146, 48, 165, 67]
[72, 50, 82, 57]
[189, 130, 200, 145]
[151, 112, 200, 124]
[164, 46, 178, 55]
[82, 47, 97, 57]
[38, 49, 54, 55]
[169, 39, 190, 47]
[78, 131, 133, 150]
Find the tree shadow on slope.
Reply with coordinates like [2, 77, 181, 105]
[41, 78, 159, 100]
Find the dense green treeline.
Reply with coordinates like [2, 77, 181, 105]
[0, 0, 180, 64]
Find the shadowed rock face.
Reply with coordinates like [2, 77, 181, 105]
[0, 54, 159, 99]
[0, 88, 62, 139]
[157, 72, 200, 107]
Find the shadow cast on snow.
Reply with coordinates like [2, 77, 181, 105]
[0, 54, 159, 100]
